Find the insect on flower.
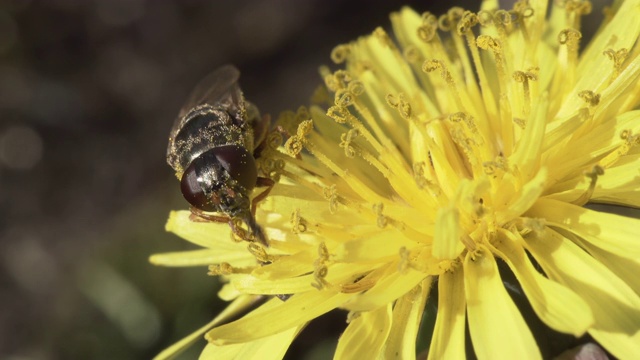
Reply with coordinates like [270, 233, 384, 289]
[166, 65, 273, 246]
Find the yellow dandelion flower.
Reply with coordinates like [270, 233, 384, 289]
[153, 0, 640, 358]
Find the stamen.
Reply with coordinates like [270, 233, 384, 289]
[412, 162, 432, 189]
[290, 209, 308, 234]
[558, 28, 582, 67]
[346, 311, 360, 324]
[417, 12, 438, 43]
[208, 262, 235, 276]
[397, 247, 410, 273]
[461, 234, 477, 251]
[340, 276, 376, 294]
[311, 264, 329, 290]
[477, 35, 509, 97]
[550, 29, 582, 114]
[456, 10, 478, 34]
[571, 165, 604, 206]
[230, 218, 250, 241]
[312, 243, 330, 290]
[422, 59, 465, 111]
[331, 44, 351, 64]
[562, 0, 592, 30]
[578, 90, 600, 107]
[520, 217, 547, 235]
[373, 27, 394, 48]
[247, 242, 271, 263]
[403, 45, 422, 64]
[476, 10, 493, 27]
[323, 184, 340, 214]
[284, 119, 313, 157]
[438, 7, 464, 32]
[327, 105, 349, 124]
[348, 80, 365, 96]
[603, 48, 629, 84]
[385, 93, 412, 120]
[460, 16, 499, 133]
[468, 246, 483, 261]
[512, 1, 534, 42]
[324, 70, 352, 92]
[373, 203, 388, 228]
[339, 129, 359, 158]
[599, 129, 640, 168]
[513, 69, 538, 117]
[334, 88, 355, 107]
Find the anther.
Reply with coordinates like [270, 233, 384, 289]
[457, 11, 478, 35]
[422, 59, 456, 85]
[578, 90, 600, 107]
[248, 242, 270, 263]
[468, 246, 483, 261]
[599, 130, 640, 168]
[311, 264, 329, 290]
[290, 209, 307, 234]
[513, 0, 534, 18]
[417, 13, 438, 42]
[604, 48, 629, 81]
[558, 29, 582, 50]
[208, 262, 234, 276]
[373, 203, 387, 228]
[339, 129, 359, 158]
[413, 162, 430, 189]
[403, 45, 422, 64]
[373, 27, 394, 48]
[513, 70, 538, 116]
[460, 234, 478, 251]
[294, 106, 310, 122]
[385, 93, 412, 119]
[330, 44, 351, 64]
[494, 10, 517, 25]
[571, 165, 603, 206]
[327, 105, 349, 124]
[348, 80, 364, 96]
[477, 10, 493, 26]
[438, 7, 464, 31]
[564, 0, 593, 15]
[323, 184, 339, 214]
[397, 247, 411, 273]
[340, 277, 375, 294]
[334, 88, 355, 107]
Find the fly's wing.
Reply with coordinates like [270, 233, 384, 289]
[177, 64, 241, 119]
[167, 65, 242, 160]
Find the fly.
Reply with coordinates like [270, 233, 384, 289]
[166, 65, 273, 246]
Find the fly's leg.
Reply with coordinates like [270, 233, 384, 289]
[189, 206, 251, 241]
[251, 177, 275, 216]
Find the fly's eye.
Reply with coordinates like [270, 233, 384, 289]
[180, 162, 216, 211]
[212, 145, 257, 191]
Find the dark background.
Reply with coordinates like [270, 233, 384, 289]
[0, 1, 609, 359]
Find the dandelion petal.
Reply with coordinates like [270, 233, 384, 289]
[526, 228, 640, 360]
[384, 279, 431, 360]
[493, 230, 593, 336]
[528, 198, 640, 258]
[200, 324, 302, 360]
[335, 304, 392, 360]
[465, 247, 541, 360]
[206, 292, 351, 345]
[428, 268, 466, 360]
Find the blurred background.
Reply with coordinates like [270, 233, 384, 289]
[0, 0, 610, 359]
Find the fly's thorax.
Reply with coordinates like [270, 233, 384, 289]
[168, 105, 250, 174]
